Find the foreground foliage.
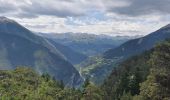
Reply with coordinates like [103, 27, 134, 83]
[0, 67, 103, 100]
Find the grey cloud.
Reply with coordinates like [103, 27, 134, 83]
[0, 2, 17, 13]
[109, 0, 170, 16]
[0, 7, 15, 13]
[22, 7, 83, 18]
[24, 24, 48, 29]
[19, 0, 85, 18]
[1, 0, 169, 19]
[0, 0, 86, 18]
[14, 12, 38, 19]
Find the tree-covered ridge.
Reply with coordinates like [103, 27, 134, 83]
[102, 50, 151, 100]
[0, 67, 71, 100]
[0, 67, 104, 100]
[102, 40, 170, 100]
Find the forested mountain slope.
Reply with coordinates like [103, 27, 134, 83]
[102, 40, 170, 100]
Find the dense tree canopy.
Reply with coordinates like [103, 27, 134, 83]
[136, 41, 170, 100]
[0, 67, 103, 100]
[102, 40, 170, 100]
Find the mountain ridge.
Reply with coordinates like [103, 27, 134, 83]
[0, 17, 66, 59]
[0, 17, 82, 87]
[104, 23, 170, 59]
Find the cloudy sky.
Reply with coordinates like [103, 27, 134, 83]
[1, 0, 170, 36]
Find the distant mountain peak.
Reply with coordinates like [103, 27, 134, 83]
[160, 24, 170, 30]
[0, 16, 16, 23]
[0, 16, 30, 36]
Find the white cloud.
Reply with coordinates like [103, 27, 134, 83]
[1, 0, 170, 36]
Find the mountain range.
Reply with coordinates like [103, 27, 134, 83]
[40, 33, 136, 57]
[0, 17, 82, 87]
